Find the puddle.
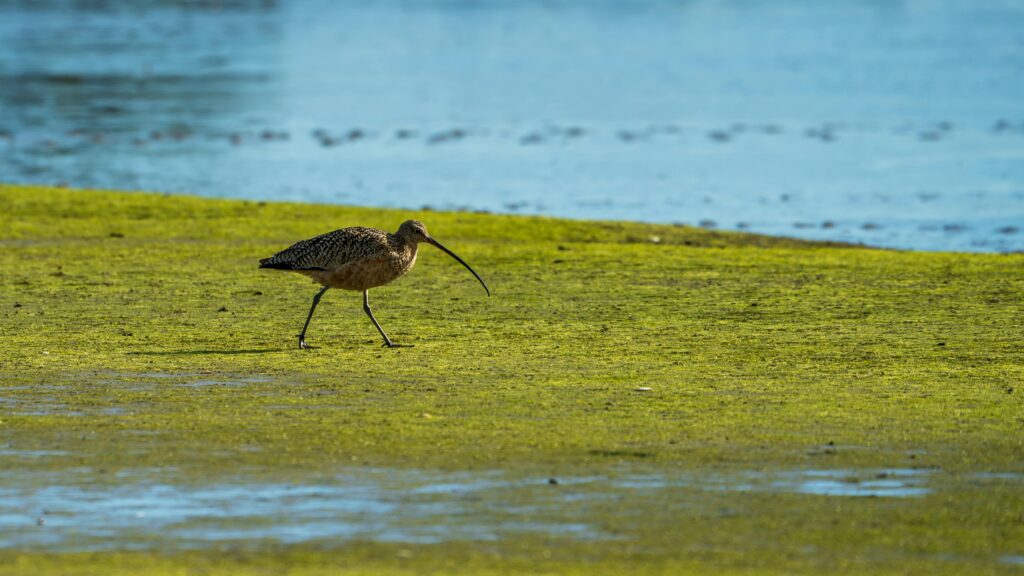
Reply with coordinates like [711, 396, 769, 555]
[91, 372, 274, 393]
[605, 468, 933, 498]
[178, 376, 273, 388]
[763, 469, 931, 498]
[0, 466, 939, 551]
[1001, 555, 1024, 566]
[100, 371, 269, 386]
[3, 373, 277, 417]
[118, 372, 205, 379]
[0, 396, 117, 418]
[8, 406, 84, 417]
[1, 368, 280, 420]
[970, 472, 1024, 482]
[0, 449, 68, 459]
[0, 469, 597, 550]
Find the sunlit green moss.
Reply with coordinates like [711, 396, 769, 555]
[1, 184, 1021, 575]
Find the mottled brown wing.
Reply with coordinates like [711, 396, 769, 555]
[259, 227, 391, 271]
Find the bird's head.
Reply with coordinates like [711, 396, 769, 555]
[397, 219, 431, 243]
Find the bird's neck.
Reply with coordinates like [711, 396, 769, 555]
[391, 234, 419, 260]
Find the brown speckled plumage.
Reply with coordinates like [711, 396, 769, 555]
[260, 226, 418, 290]
[260, 220, 489, 348]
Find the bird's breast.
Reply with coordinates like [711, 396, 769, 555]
[312, 244, 417, 291]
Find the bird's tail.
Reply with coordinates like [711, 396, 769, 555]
[259, 257, 292, 269]
[259, 256, 325, 271]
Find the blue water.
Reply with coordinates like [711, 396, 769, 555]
[0, 465, 936, 551]
[1, 0, 1022, 251]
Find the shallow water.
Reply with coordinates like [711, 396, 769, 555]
[1, 0, 1022, 252]
[0, 468, 594, 550]
[0, 465, 941, 551]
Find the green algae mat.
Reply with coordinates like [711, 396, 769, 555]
[1, 184, 1022, 575]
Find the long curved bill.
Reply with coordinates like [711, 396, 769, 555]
[426, 237, 490, 296]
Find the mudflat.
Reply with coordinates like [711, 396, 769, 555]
[1, 184, 1021, 575]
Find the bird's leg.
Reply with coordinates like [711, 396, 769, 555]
[298, 286, 329, 349]
[363, 290, 408, 348]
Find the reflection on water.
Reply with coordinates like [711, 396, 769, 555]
[1, 0, 1022, 252]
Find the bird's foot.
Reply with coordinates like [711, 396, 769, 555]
[382, 341, 413, 349]
[298, 337, 317, 350]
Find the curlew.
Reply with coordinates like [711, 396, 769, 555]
[259, 220, 489, 348]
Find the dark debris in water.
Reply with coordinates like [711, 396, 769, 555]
[426, 129, 466, 145]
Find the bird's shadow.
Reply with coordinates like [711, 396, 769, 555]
[127, 348, 289, 356]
